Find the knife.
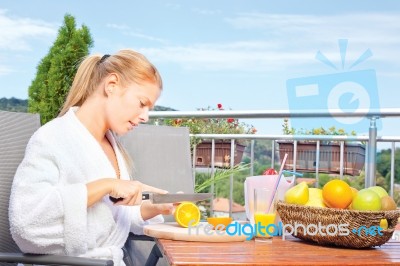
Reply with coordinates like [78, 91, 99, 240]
[109, 192, 212, 204]
[142, 192, 213, 204]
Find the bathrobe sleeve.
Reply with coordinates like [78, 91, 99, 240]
[9, 129, 88, 256]
[129, 205, 164, 235]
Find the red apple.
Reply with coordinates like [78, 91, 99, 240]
[263, 168, 278, 175]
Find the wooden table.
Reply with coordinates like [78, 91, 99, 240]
[155, 235, 400, 265]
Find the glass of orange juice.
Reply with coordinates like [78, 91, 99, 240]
[254, 188, 277, 243]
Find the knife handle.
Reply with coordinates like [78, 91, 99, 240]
[110, 193, 150, 203]
[109, 196, 123, 203]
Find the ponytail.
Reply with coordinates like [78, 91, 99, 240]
[59, 55, 102, 116]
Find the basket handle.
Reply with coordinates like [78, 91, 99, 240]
[383, 211, 400, 229]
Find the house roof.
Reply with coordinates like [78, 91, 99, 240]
[212, 197, 245, 213]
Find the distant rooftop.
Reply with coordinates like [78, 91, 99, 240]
[213, 197, 245, 213]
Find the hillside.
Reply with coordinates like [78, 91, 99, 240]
[0, 97, 28, 112]
[0, 97, 176, 113]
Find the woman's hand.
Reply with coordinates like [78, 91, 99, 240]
[140, 184, 175, 220]
[86, 178, 168, 207]
[110, 180, 168, 206]
[140, 190, 183, 220]
[140, 201, 175, 220]
[109, 179, 143, 206]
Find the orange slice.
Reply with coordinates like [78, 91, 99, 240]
[174, 201, 201, 227]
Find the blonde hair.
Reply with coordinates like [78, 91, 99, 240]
[59, 49, 162, 115]
[59, 49, 162, 178]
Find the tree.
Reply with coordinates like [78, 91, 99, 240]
[377, 148, 400, 184]
[28, 14, 93, 124]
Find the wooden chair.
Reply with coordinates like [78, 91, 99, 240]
[0, 110, 113, 266]
[119, 124, 194, 266]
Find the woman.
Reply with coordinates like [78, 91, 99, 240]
[9, 49, 173, 265]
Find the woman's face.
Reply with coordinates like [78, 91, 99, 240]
[105, 79, 161, 135]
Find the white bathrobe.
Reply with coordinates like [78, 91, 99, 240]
[9, 107, 163, 266]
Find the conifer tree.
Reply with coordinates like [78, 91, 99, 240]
[28, 14, 93, 124]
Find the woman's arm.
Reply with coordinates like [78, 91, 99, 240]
[86, 178, 114, 207]
[9, 133, 87, 255]
[140, 201, 175, 220]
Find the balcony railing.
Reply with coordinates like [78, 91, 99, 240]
[149, 108, 400, 217]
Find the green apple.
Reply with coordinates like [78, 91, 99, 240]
[368, 186, 389, 198]
[284, 181, 309, 205]
[352, 189, 382, 211]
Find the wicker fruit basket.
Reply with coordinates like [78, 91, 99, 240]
[276, 201, 400, 248]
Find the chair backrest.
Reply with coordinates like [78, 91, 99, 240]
[120, 125, 195, 265]
[119, 125, 194, 195]
[0, 111, 41, 254]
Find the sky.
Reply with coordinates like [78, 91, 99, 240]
[0, 0, 400, 145]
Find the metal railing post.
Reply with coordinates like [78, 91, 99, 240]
[339, 141, 344, 179]
[229, 139, 235, 218]
[366, 117, 378, 188]
[192, 144, 196, 186]
[271, 140, 275, 169]
[210, 139, 215, 217]
[293, 140, 297, 173]
[250, 140, 255, 176]
[315, 141, 320, 188]
[390, 142, 395, 197]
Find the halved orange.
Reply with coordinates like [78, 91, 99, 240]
[174, 201, 201, 228]
[207, 217, 232, 230]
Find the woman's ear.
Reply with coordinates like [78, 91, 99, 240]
[104, 73, 119, 96]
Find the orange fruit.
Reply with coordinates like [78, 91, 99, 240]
[322, 179, 353, 209]
[174, 201, 201, 228]
[207, 217, 233, 230]
[350, 187, 358, 199]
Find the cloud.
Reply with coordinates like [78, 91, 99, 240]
[106, 23, 169, 45]
[106, 23, 130, 31]
[191, 8, 222, 16]
[0, 65, 13, 76]
[224, 12, 400, 62]
[164, 3, 181, 10]
[0, 9, 57, 51]
[141, 12, 400, 73]
[141, 43, 312, 72]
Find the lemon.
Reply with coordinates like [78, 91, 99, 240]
[305, 198, 326, 208]
[380, 219, 388, 230]
[284, 181, 309, 205]
[308, 188, 323, 200]
[305, 188, 326, 208]
[174, 201, 201, 228]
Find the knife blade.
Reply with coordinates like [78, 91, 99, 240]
[142, 192, 213, 204]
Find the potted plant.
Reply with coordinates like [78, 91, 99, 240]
[194, 163, 250, 219]
[163, 104, 257, 168]
[279, 118, 366, 176]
